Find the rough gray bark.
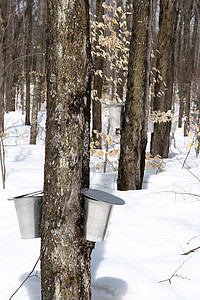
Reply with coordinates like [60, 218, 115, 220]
[150, 0, 178, 158]
[117, 0, 151, 190]
[41, 1, 94, 299]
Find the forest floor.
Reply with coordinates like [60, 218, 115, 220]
[1, 111, 200, 300]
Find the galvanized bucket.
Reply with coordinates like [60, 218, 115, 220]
[148, 122, 154, 133]
[107, 103, 125, 131]
[8, 191, 43, 239]
[82, 189, 125, 242]
[171, 121, 177, 133]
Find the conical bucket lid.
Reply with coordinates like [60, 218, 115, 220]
[82, 189, 125, 205]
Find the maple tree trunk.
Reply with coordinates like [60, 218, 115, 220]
[150, 0, 178, 158]
[118, 0, 151, 190]
[41, 1, 94, 299]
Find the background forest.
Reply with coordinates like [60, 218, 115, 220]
[0, 0, 199, 160]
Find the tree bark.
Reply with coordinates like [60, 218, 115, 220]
[117, 0, 151, 190]
[150, 0, 178, 158]
[41, 1, 94, 299]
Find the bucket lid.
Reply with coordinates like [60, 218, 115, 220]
[82, 189, 125, 205]
[8, 190, 43, 201]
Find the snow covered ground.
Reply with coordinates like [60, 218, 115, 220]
[1, 111, 200, 300]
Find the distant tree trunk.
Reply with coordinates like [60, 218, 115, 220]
[10, 1, 23, 112]
[25, 0, 32, 125]
[21, 0, 26, 114]
[92, 0, 104, 148]
[183, 0, 194, 136]
[0, 0, 7, 132]
[41, 1, 94, 299]
[4, 1, 14, 112]
[177, 12, 184, 128]
[118, 0, 151, 190]
[177, 7, 184, 128]
[30, 0, 46, 144]
[150, 0, 178, 158]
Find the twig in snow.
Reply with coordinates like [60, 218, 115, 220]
[187, 235, 200, 244]
[182, 246, 200, 255]
[171, 148, 200, 183]
[148, 189, 200, 202]
[9, 255, 40, 300]
[158, 257, 191, 284]
[182, 138, 194, 169]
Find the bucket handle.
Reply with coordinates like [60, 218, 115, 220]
[8, 190, 43, 201]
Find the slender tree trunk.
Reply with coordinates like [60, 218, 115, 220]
[0, 0, 7, 132]
[183, 1, 196, 136]
[30, 0, 46, 144]
[21, 0, 26, 114]
[10, 0, 22, 112]
[118, 0, 151, 190]
[150, 0, 178, 158]
[176, 9, 184, 128]
[41, 1, 94, 299]
[25, 0, 32, 125]
[5, 1, 14, 112]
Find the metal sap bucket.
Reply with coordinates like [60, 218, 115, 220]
[82, 189, 125, 242]
[171, 121, 177, 133]
[148, 122, 154, 133]
[107, 103, 125, 131]
[8, 191, 43, 239]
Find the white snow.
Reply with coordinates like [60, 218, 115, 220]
[1, 111, 200, 299]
